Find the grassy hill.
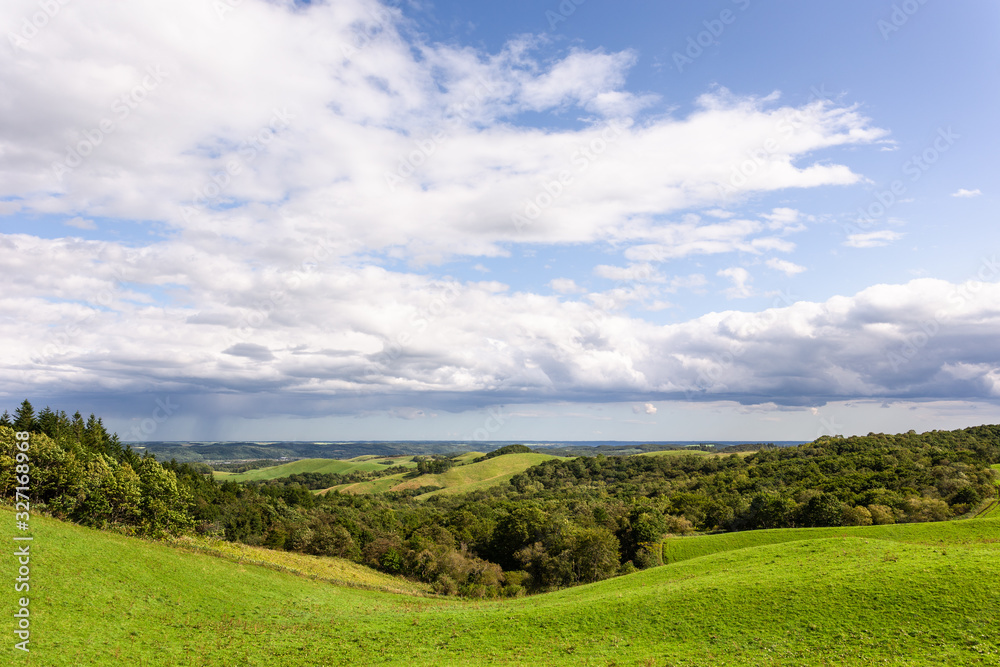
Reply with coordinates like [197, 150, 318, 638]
[635, 448, 712, 458]
[6, 507, 1000, 665]
[213, 455, 418, 482]
[328, 452, 561, 497]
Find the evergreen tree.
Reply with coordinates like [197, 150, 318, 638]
[0, 410, 10, 428]
[37, 406, 61, 439]
[12, 399, 36, 432]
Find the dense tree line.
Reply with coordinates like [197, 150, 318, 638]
[0, 400, 191, 536]
[3, 399, 999, 598]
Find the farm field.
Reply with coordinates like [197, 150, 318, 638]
[7, 507, 1000, 666]
[326, 452, 562, 498]
[213, 455, 418, 482]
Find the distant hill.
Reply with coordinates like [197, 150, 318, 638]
[131, 440, 490, 463]
[214, 455, 418, 482]
[327, 452, 562, 498]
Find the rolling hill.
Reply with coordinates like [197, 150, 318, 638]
[7, 507, 1000, 665]
[327, 452, 561, 497]
[213, 455, 418, 482]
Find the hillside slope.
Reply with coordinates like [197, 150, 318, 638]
[7, 508, 1000, 665]
[329, 452, 560, 497]
[213, 455, 417, 482]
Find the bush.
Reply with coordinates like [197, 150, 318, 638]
[867, 504, 896, 525]
[841, 505, 873, 526]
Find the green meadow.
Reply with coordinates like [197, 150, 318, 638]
[7, 506, 1000, 666]
[213, 455, 418, 482]
[329, 452, 560, 498]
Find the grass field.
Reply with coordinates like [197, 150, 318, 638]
[213, 455, 418, 482]
[6, 507, 1000, 665]
[635, 449, 711, 458]
[328, 452, 560, 498]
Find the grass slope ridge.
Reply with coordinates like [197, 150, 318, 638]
[213, 455, 417, 482]
[331, 452, 560, 497]
[8, 508, 1000, 665]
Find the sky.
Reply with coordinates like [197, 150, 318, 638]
[2, 0, 999, 443]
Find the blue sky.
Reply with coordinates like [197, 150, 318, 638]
[1, 0, 999, 442]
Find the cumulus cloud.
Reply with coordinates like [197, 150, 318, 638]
[3, 233, 1000, 416]
[951, 188, 982, 198]
[845, 230, 903, 248]
[717, 267, 754, 298]
[0, 0, 887, 263]
[550, 278, 585, 294]
[631, 402, 657, 415]
[766, 258, 806, 276]
[2, 0, 930, 425]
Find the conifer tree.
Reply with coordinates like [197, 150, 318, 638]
[12, 399, 36, 432]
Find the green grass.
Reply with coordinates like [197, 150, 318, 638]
[166, 534, 432, 596]
[6, 507, 1000, 665]
[635, 449, 711, 458]
[662, 517, 1000, 565]
[330, 453, 560, 498]
[213, 455, 418, 482]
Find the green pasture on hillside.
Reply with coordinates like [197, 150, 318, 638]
[213, 455, 418, 482]
[328, 452, 561, 497]
[6, 507, 1000, 665]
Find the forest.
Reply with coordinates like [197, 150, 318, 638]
[2, 399, 998, 598]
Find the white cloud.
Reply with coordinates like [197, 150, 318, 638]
[3, 234, 1000, 416]
[0, 0, 887, 264]
[766, 258, 806, 276]
[717, 267, 754, 298]
[5, 0, 945, 427]
[845, 230, 903, 248]
[549, 278, 584, 294]
[951, 188, 982, 198]
[632, 403, 657, 415]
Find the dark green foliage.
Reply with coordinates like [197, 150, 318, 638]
[415, 456, 453, 475]
[473, 444, 533, 462]
[13, 399, 37, 433]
